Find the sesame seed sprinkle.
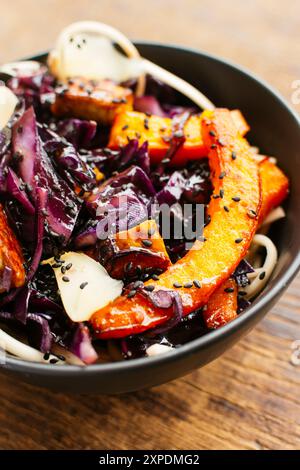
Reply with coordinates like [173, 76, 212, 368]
[184, 282, 193, 288]
[224, 287, 235, 293]
[127, 289, 137, 299]
[142, 239, 153, 247]
[173, 282, 182, 288]
[144, 285, 155, 292]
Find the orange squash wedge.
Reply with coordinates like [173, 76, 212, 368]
[91, 108, 261, 338]
[203, 158, 289, 330]
[258, 158, 289, 224]
[203, 278, 238, 329]
[108, 110, 250, 166]
[98, 219, 171, 279]
[0, 204, 25, 292]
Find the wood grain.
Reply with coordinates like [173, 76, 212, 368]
[0, 0, 300, 450]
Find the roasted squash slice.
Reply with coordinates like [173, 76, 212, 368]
[98, 219, 171, 279]
[0, 204, 25, 292]
[258, 158, 289, 224]
[203, 278, 238, 329]
[108, 110, 250, 165]
[203, 158, 289, 329]
[91, 109, 261, 338]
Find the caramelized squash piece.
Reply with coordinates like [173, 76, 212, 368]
[258, 158, 289, 223]
[98, 219, 171, 279]
[91, 109, 261, 338]
[203, 278, 238, 329]
[108, 110, 249, 165]
[204, 158, 289, 329]
[51, 77, 133, 125]
[0, 204, 25, 292]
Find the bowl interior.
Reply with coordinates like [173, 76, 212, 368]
[2, 43, 300, 393]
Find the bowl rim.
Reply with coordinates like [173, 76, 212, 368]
[2, 41, 300, 377]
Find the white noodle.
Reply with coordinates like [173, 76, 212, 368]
[0, 328, 65, 365]
[243, 234, 278, 299]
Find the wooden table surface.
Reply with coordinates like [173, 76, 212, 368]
[0, 0, 300, 450]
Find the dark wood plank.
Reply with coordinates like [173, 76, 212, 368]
[0, 0, 299, 450]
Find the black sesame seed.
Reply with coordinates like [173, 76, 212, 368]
[219, 171, 226, 179]
[52, 263, 62, 269]
[219, 189, 224, 198]
[211, 144, 217, 149]
[125, 261, 133, 273]
[66, 263, 72, 270]
[144, 118, 150, 130]
[61, 266, 67, 274]
[209, 130, 216, 137]
[184, 282, 193, 288]
[231, 152, 237, 160]
[152, 274, 159, 281]
[122, 124, 129, 131]
[62, 276, 70, 282]
[223, 205, 230, 212]
[193, 280, 202, 288]
[127, 289, 137, 299]
[142, 239, 153, 247]
[50, 358, 59, 364]
[173, 282, 182, 288]
[80, 282, 88, 290]
[224, 287, 235, 293]
[212, 194, 220, 199]
[43, 352, 50, 361]
[133, 280, 143, 289]
[136, 265, 142, 275]
[235, 238, 243, 244]
[259, 271, 266, 280]
[56, 354, 66, 361]
[144, 285, 155, 292]
[248, 209, 257, 218]
[232, 196, 241, 202]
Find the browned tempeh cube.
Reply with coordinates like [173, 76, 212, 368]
[51, 77, 134, 125]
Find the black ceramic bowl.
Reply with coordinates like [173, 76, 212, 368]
[1, 43, 300, 394]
